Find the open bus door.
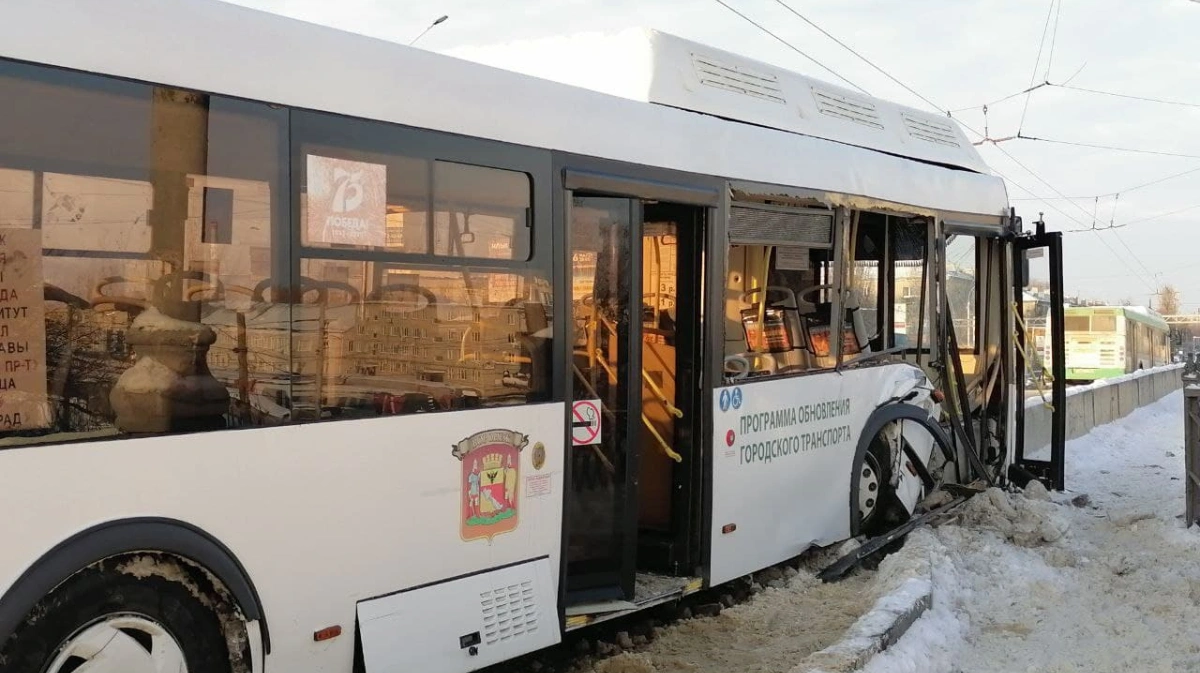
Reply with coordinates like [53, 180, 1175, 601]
[1012, 219, 1066, 491]
[561, 168, 714, 622]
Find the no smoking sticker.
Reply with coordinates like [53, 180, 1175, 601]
[571, 399, 602, 446]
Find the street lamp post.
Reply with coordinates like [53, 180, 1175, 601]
[410, 15, 449, 46]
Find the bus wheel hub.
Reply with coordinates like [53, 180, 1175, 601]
[859, 454, 881, 520]
[46, 614, 188, 673]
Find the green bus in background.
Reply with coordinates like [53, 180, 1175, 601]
[1055, 306, 1171, 382]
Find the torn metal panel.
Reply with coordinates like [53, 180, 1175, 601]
[729, 180, 1008, 232]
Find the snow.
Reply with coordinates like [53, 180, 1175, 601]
[1064, 362, 1183, 395]
[1024, 363, 1183, 410]
[573, 535, 946, 673]
[863, 388, 1198, 672]
[798, 531, 939, 673]
[578, 568, 878, 673]
[566, 387, 1191, 673]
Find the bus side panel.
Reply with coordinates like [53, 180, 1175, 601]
[0, 403, 565, 673]
[707, 364, 931, 586]
[357, 556, 559, 673]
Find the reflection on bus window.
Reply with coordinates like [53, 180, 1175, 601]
[433, 161, 530, 260]
[292, 111, 550, 419]
[0, 59, 289, 446]
[297, 140, 531, 262]
[291, 261, 552, 420]
[301, 150, 429, 254]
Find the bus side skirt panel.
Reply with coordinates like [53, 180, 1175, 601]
[356, 556, 559, 673]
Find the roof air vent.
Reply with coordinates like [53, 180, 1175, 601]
[812, 88, 883, 130]
[901, 112, 961, 148]
[691, 52, 786, 104]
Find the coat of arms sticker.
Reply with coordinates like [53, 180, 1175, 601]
[452, 428, 529, 543]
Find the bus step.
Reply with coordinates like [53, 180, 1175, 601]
[564, 574, 703, 631]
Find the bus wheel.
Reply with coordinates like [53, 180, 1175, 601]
[2, 565, 233, 673]
[856, 437, 904, 537]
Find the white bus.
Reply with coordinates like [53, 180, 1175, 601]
[0, 2, 1066, 672]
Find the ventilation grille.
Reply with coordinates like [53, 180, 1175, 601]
[901, 112, 960, 148]
[729, 206, 834, 247]
[480, 581, 538, 646]
[812, 88, 883, 129]
[692, 53, 786, 104]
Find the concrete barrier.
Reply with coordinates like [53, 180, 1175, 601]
[1092, 385, 1116, 426]
[1023, 363, 1184, 454]
[1118, 380, 1138, 417]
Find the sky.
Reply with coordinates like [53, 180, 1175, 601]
[224, 0, 1200, 309]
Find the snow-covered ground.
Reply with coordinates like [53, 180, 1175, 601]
[563, 388, 1191, 673]
[864, 388, 1198, 673]
[575, 554, 884, 673]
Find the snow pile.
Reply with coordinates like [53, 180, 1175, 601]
[856, 530, 968, 673]
[863, 388, 1200, 673]
[796, 528, 945, 673]
[576, 531, 953, 673]
[574, 568, 878, 673]
[956, 486, 1071, 547]
[1024, 362, 1183, 409]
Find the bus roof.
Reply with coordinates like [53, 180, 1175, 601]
[448, 29, 991, 175]
[0, 0, 1010, 220]
[1066, 305, 1169, 330]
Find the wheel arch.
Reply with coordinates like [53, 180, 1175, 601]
[0, 516, 270, 654]
[848, 402, 954, 538]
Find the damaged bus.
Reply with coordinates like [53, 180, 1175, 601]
[0, 1, 1065, 671]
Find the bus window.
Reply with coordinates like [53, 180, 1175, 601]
[945, 234, 979, 352]
[433, 161, 530, 261]
[844, 212, 888, 354]
[296, 137, 531, 262]
[0, 59, 290, 446]
[723, 242, 837, 379]
[1092, 314, 1116, 332]
[1063, 315, 1091, 332]
[291, 110, 550, 419]
[891, 218, 930, 350]
[294, 261, 552, 419]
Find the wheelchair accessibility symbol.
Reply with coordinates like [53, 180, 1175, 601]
[719, 388, 744, 413]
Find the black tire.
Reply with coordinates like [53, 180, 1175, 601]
[1, 564, 233, 673]
[857, 435, 908, 538]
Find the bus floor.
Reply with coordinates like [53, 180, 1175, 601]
[564, 573, 704, 631]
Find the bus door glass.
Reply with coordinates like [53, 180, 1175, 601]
[564, 188, 708, 607]
[565, 195, 640, 601]
[1012, 226, 1066, 490]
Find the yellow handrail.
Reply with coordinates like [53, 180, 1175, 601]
[644, 415, 684, 462]
[641, 368, 683, 419]
[593, 315, 684, 419]
[1012, 301, 1054, 410]
[592, 348, 683, 463]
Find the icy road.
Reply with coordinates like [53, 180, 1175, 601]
[865, 388, 1199, 673]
